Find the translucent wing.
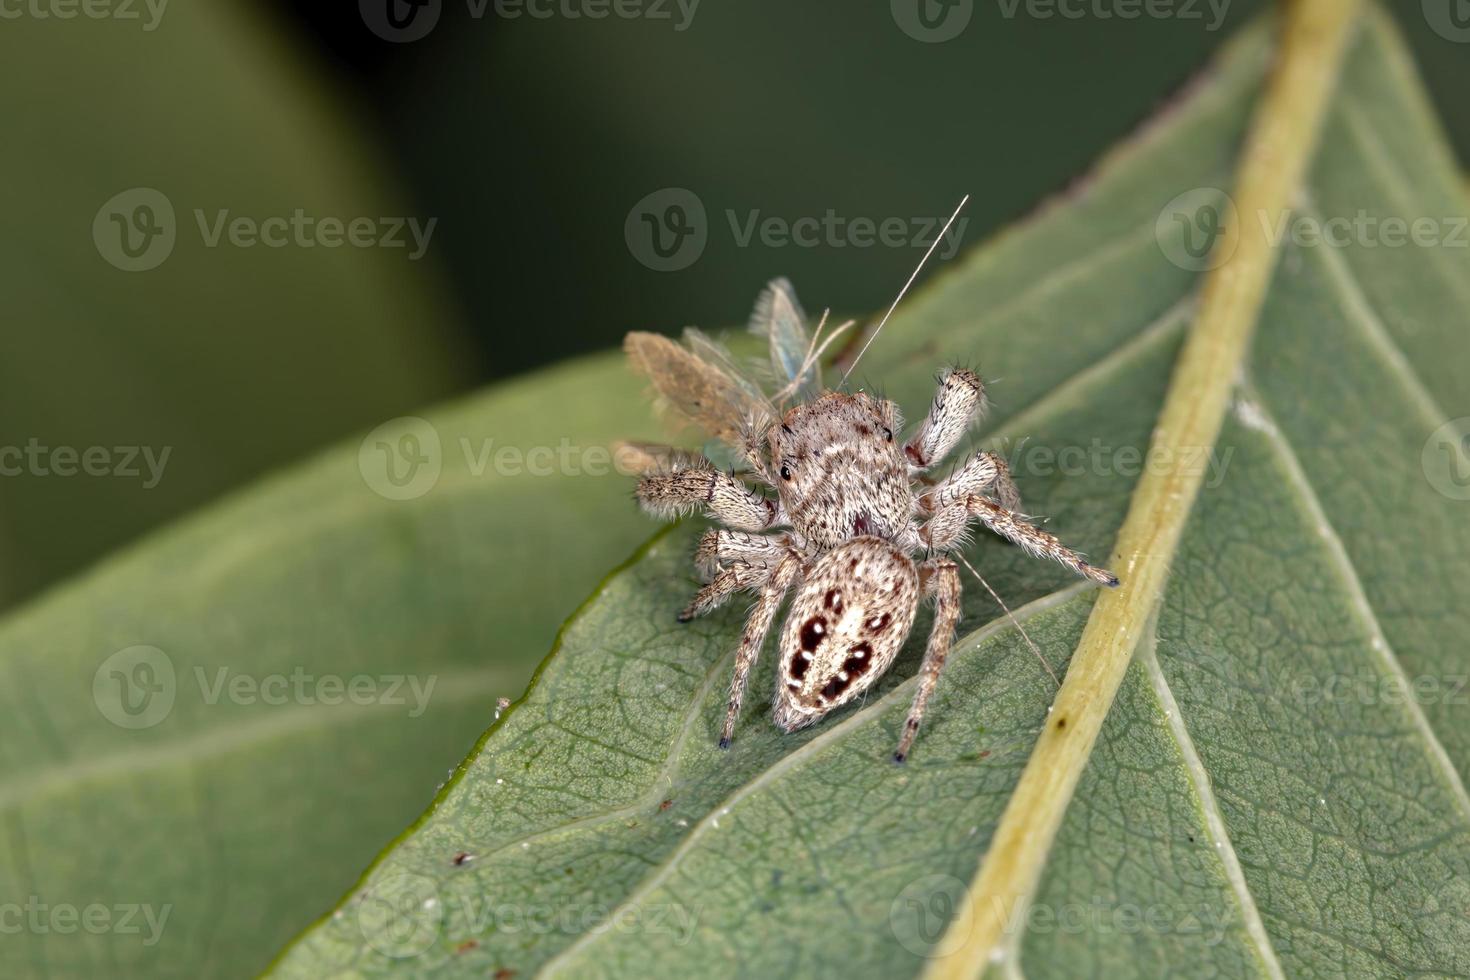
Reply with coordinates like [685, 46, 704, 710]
[682, 327, 767, 404]
[624, 331, 771, 453]
[748, 277, 818, 399]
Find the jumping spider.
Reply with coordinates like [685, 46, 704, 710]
[624, 277, 1118, 762]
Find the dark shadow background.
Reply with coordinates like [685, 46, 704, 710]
[1, 0, 1466, 607]
[283, 0, 1469, 379]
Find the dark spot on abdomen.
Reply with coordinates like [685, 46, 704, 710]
[841, 643, 873, 681]
[820, 675, 851, 700]
[800, 617, 826, 653]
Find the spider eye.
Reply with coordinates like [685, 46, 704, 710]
[883, 428, 893, 442]
[780, 464, 792, 481]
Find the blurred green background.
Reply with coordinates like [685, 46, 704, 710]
[0, 0, 1465, 607]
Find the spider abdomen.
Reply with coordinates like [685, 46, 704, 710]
[772, 536, 920, 732]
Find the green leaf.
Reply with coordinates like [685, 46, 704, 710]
[0, 3, 472, 606]
[269, 8, 1470, 978]
[0, 353, 662, 979]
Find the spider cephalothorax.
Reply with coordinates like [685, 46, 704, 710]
[769, 391, 909, 549]
[625, 277, 1118, 761]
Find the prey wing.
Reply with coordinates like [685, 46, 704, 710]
[748, 277, 819, 400]
[624, 330, 772, 458]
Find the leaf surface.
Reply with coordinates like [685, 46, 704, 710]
[0, 354, 660, 979]
[270, 9, 1470, 978]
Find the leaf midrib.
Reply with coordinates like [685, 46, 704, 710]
[932, 5, 1369, 971]
[993, 211, 1470, 980]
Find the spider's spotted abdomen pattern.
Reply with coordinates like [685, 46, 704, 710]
[773, 537, 919, 732]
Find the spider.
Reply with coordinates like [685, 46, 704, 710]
[623, 255, 1118, 763]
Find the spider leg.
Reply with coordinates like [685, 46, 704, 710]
[679, 564, 771, 622]
[614, 441, 715, 476]
[903, 368, 987, 473]
[679, 530, 790, 622]
[637, 468, 782, 531]
[921, 496, 1118, 587]
[918, 450, 1021, 514]
[694, 529, 789, 579]
[720, 551, 802, 748]
[895, 557, 962, 763]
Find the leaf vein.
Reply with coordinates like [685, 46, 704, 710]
[1139, 617, 1286, 980]
[1237, 388, 1470, 825]
[535, 583, 1092, 976]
